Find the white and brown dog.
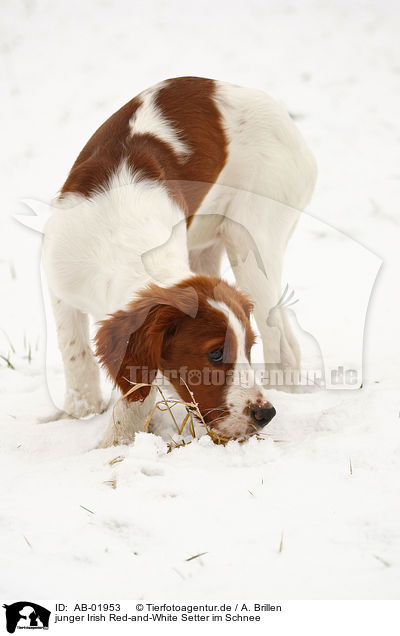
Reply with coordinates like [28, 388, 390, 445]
[43, 77, 317, 446]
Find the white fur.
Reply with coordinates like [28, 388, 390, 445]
[44, 164, 191, 320]
[43, 80, 317, 445]
[130, 84, 191, 158]
[213, 82, 317, 207]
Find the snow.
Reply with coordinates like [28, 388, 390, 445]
[1, 0, 400, 600]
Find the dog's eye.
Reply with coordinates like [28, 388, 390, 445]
[208, 348, 224, 364]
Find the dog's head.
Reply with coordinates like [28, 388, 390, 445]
[95, 275, 275, 441]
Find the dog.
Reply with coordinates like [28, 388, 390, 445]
[43, 77, 317, 446]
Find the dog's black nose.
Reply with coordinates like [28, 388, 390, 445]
[250, 405, 276, 428]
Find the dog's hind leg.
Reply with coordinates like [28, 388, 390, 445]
[220, 193, 301, 389]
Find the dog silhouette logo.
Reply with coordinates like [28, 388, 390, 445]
[2, 602, 51, 633]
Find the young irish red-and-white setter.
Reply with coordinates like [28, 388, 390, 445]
[43, 77, 317, 446]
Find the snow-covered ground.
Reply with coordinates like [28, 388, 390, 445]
[1, 0, 400, 600]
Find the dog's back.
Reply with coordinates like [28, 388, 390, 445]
[44, 77, 316, 319]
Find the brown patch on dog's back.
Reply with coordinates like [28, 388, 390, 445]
[154, 77, 228, 222]
[60, 78, 228, 225]
[61, 97, 142, 197]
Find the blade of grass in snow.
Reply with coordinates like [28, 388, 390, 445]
[9, 261, 16, 280]
[173, 568, 185, 580]
[109, 455, 125, 466]
[373, 554, 390, 567]
[80, 505, 94, 514]
[0, 329, 15, 353]
[178, 411, 191, 435]
[0, 355, 15, 370]
[103, 479, 117, 489]
[185, 552, 208, 562]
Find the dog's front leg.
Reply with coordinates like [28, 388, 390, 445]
[50, 293, 104, 417]
[98, 389, 156, 447]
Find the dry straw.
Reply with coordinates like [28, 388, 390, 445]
[112, 376, 261, 451]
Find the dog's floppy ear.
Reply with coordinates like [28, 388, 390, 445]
[95, 283, 198, 401]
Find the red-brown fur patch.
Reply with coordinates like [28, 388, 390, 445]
[61, 97, 142, 197]
[60, 77, 228, 225]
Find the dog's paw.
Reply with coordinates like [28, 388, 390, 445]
[64, 389, 105, 419]
[97, 422, 133, 448]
